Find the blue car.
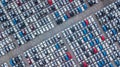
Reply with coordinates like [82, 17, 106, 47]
[9, 59, 15, 66]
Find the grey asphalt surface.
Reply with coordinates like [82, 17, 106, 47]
[0, 0, 117, 67]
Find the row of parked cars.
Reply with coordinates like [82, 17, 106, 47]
[51, 0, 98, 25]
[1, 0, 120, 67]
[1, 0, 55, 45]
[95, 1, 120, 66]
[0, 63, 8, 67]
[20, 14, 120, 66]
[52, 0, 88, 24]
[0, 3, 17, 57]
[0, 0, 99, 58]
[9, 55, 25, 67]
[95, 0, 120, 44]
[23, 34, 76, 67]
[62, 15, 120, 67]
[0, 0, 55, 58]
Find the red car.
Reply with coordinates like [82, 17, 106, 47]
[27, 58, 32, 65]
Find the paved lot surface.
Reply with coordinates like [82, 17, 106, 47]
[0, 0, 117, 67]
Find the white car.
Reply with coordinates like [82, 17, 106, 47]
[1, 63, 8, 67]
[9, 43, 16, 50]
